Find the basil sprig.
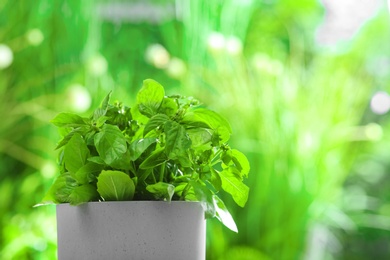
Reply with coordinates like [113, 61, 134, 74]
[42, 79, 250, 232]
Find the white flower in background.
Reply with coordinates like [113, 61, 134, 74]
[251, 53, 283, 75]
[0, 44, 13, 69]
[87, 54, 108, 76]
[26, 28, 44, 46]
[364, 123, 383, 141]
[145, 44, 170, 69]
[370, 91, 390, 114]
[207, 32, 225, 53]
[225, 36, 243, 55]
[66, 84, 92, 113]
[41, 161, 57, 179]
[165, 57, 186, 79]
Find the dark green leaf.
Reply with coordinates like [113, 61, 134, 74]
[129, 138, 157, 161]
[51, 113, 87, 127]
[146, 182, 175, 202]
[94, 124, 127, 165]
[64, 133, 90, 173]
[68, 184, 100, 205]
[97, 170, 135, 201]
[75, 162, 104, 184]
[136, 79, 165, 117]
[139, 148, 167, 169]
[144, 114, 170, 136]
[220, 168, 249, 207]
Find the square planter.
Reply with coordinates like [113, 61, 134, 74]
[56, 201, 206, 260]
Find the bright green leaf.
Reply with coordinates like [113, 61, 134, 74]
[64, 133, 90, 173]
[146, 182, 175, 202]
[51, 113, 87, 127]
[164, 121, 191, 160]
[136, 79, 165, 117]
[94, 124, 127, 165]
[44, 173, 78, 204]
[231, 149, 250, 178]
[144, 114, 170, 136]
[220, 168, 249, 207]
[213, 195, 238, 233]
[187, 128, 213, 150]
[139, 148, 167, 169]
[159, 97, 178, 116]
[109, 150, 132, 170]
[87, 156, 106, 165]
[181, 108, 232, 143]
[97, 170, 135, 201]
[69, 184, 100, 205]
[210, 168, 222, 192]
[75, 162, 104, 184]
[191, 181, 216, 218]
[129, 138, 157, 161]
[55, 126, 90, 150]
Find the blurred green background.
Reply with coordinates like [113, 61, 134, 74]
[1, 0, 390, 259]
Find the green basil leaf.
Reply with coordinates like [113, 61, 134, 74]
[220, 168, 249, 207]
[136, 79, 165, 117]
[129, 138, 157, 161]
[109, 149, 132, 170]
[97, 170, 135, 201]
[213, 195, 238, 233]
[93, 91, 112, 121]
[159, 97, 178, 116]
[139, 148, 167, 169]
[181, 108, 232, 143]
[221, 149, 250, 179]
[187, 128, 213, 150]
[55, 126, 90, 150]
[146, 182, 175, 202]
[231, 149, 250, 178]
[94, 124, 127, 165]
[41, 173, 77, 204]
[64, 133, 90, 173]
[75, 162, 104, 184]
[87, 156, 106, 165]
[144, 114, 170, 136]
[69, 184, 99, 206]
[101, 91, 112, 111]
[210, 168, 222, 192]
[51, 113, 88, 127]
[164, 121, 191, 160]
[191, 181, 216, 218]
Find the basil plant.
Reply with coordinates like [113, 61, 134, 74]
[42, 79, 250, 232]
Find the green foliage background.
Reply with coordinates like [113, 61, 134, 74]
[1, 0, 390, 259]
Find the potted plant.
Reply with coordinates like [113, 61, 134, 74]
[40, 79, 250, 260]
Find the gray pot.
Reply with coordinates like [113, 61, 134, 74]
[56, 201, 206, 260]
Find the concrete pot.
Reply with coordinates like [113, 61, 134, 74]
[56, 201, 206, 260]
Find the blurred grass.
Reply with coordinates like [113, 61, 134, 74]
[1, 1, 390, 259]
